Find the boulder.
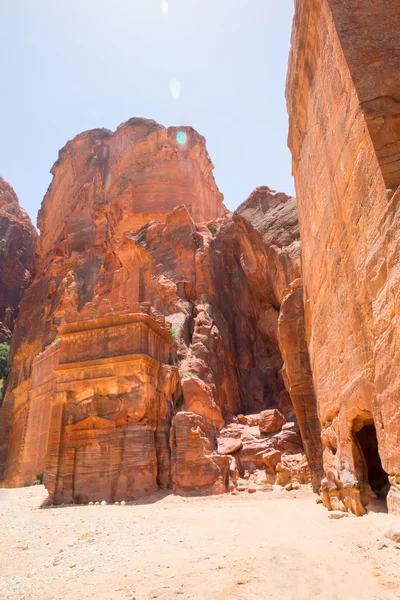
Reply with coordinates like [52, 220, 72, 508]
[217, 437, 243, 455]
[259, 409, 286, 434]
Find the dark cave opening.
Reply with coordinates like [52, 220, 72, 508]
[355, 423, 389, 500]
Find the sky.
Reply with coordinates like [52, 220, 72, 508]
[0, 0, 295, 226]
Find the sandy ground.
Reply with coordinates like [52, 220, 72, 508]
[0, 485, 399, 600]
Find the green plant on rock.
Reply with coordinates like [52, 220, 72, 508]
[169, 327, 178, 341]
[0, 343, 10, 380]
[207, 223, 217, 235]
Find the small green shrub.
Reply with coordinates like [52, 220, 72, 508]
[0, 343, 10, 380]
[169, 327, 178, 341]
[207, 224, 217, 235]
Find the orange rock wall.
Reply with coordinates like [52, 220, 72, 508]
[328, 0, 400, 189]
[287, 0, 400, 514]
[37, 119, 224, 269]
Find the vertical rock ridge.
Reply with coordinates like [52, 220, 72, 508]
[287, 0, 400, 514]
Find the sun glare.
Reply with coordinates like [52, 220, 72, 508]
[176, 131, 187, 145]
[161, 1, 169, 15]
[169, 79, 181, 100]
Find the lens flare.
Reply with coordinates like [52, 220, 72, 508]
[169, 79, 181, 100]
[161, 1, 169, 15]
[176, 131, 187, 145]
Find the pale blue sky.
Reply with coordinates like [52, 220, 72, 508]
[0, 0, 294, 225]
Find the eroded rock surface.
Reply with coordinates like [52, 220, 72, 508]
[0, 119, 319, 502]
[233, 187, 323, 488]
[287, 0, 400, 514]
[0, 178, 36, 343]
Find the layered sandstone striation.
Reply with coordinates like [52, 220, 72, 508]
[0, 178, 36, 343]
[0, 118, 318, 502]
[287, 0, 400, 514]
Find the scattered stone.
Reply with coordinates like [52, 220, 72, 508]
[262, 449, 281, 474]
[217, 437, 242, 455]
[259, 409, 286, 434]
[384, 526, 400, 544]
[328, 511, 349, 520]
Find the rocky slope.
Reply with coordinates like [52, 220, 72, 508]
[287, 0, 400, 515]
[0, 178, 36, 343]
[0, 118, 320, 502]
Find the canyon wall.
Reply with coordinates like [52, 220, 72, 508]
[0, 178, 36, 343]
[0, 118, 320, 502]
[287, 0, 400, 514]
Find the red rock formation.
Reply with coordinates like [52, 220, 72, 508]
[0, 119, 224, 499]
[216, 412, 309, 488]
[259, 409, 286, 434]
[0, 118, 316, 502]
[278, 279, 323, 490]
[233, 188, 323, 488]
[170, 412, 229, 496]
[287, 0, 400, 514]
[0, 178, 36, 342]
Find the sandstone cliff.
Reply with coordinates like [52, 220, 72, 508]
[0, 118, 318, 502]
[0, 178, 36, 343]
[287, 0, 400, 515]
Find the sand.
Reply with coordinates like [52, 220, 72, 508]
[0, 485, 399, 600]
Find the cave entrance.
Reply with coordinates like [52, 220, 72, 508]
[355, 423, 389, 503]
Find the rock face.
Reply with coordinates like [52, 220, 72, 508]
[0, 118, 318, 502]
[0, 178, 36, 343]
[287, 0, 400, 514]
[233, 188, 323, 488]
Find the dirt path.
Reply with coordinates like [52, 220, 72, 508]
[0, 485, 399, 600]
